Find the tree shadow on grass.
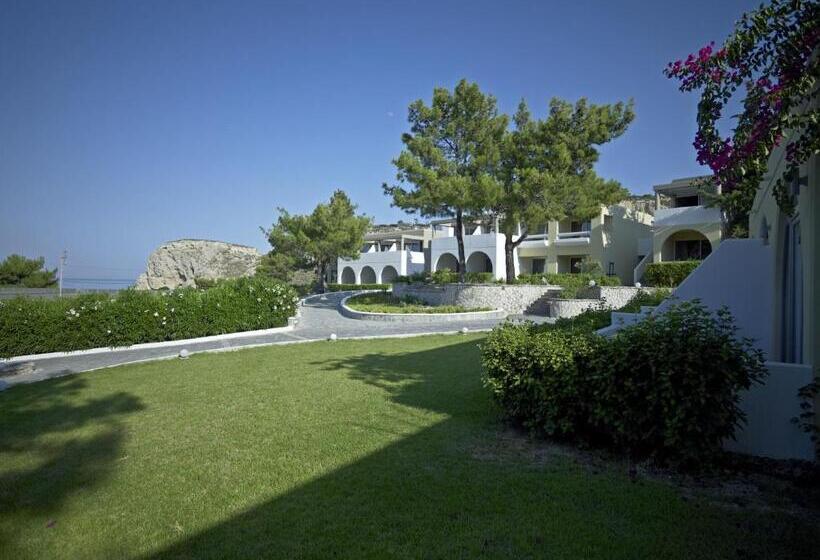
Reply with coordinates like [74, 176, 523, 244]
[142, 337, 814, 560]
[0, 375, 144, 554]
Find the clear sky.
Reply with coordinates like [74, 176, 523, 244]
[0, 0, 758, 280]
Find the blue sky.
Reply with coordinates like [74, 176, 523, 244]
[0, 0, 757, 279]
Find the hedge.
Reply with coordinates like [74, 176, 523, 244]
[482, 300, 766, 468]
[643, 261, 701, 287]
[515, 272, 620, 298]
[326, 283, 389, 292]
[0, 276, 298, 358]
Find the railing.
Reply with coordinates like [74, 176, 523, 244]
[556, 231, 591, 239]
[555, 231, 591, 245]
[633, 253, 652, 285]
[654, 205, 722, 227]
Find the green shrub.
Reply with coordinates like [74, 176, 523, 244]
[393, 272, 428, 284]
[643, 261, 700, 287]
[618, 288, 671, 313]
[516, 273, 620, 298]
[482, 301, 766, 468]
[21, 270, 59, 288]
[0, 254, 56, 287]
[482, 324, 601, 438]
[588, 301, 766, 466]
[430, 270, 495, 284]
[0, 276, 298, 358]
[326, 283, 388, 292]
[431, 270, 458, 284]
[194, 277, 219, 289]
[345, 292, 490, 314]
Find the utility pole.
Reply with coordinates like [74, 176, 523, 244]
[59, 250, 67, 297]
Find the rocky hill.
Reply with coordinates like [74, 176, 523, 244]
[135, 239, 261, 290]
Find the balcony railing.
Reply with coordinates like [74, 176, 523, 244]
[555, 231, 591, 246]
[654, 205, 722, 227]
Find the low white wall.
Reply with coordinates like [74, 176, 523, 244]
[655, 238, 774, 357]
[726, 361, 815, 461]
[393, 283, 561, 315]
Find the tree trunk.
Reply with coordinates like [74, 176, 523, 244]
[504, 227, 527, 284]
[318, 262, 328, 293]
[455, 210, 466, 283]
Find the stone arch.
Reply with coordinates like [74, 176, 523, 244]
[435, 253, 459, 272]
[380, 265, 398, 284]
[341, 266, 356, 284]
[660, 230, 712, 262]
[360, 266, 377, 284]
[466, 251, 493, 273]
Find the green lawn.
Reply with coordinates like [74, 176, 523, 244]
[0, 335, 814, 559]
[346, 292, 491, 314]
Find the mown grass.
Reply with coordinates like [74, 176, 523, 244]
[346, 292, 492, 314]
[0, 335, 815, 559]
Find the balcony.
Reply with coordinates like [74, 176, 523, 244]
[517, 232, 549, 248]
[555, 231, 591, 246]
[654, 205, 722, 227]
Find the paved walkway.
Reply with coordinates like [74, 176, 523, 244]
[0, 292, 552, 390]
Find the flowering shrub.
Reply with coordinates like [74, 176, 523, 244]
[0, 277, 298, 358]
[665, 0, 819, 219]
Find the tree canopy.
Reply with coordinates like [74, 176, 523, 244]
[0, 254, 57, 288]
[384, 79, 508, 280]
[263, 190, 371, 291]
[495, 98, 634, 282]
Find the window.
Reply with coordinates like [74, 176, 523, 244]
[604, 215, 612, 227]
[674, 239, 712, 260]
[607, 262, 615, 276]
[531, 258, 545, 274]
[675, 195, 700, 207]
[569, 257, 583, 273]
[570, 221, 590, 232]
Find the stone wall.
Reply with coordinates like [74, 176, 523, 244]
[588, 286, 659, 309]
[547, 298, 602, 318]
[393, 283, 561, 315]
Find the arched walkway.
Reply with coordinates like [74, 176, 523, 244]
[380, 265, 398, 284]
[661, 230, 712, 261]
[341, 266, 356, 284]
[466, 251, 493, 273]
[435, 253, 459, 272]
[360, 266, 377, 284]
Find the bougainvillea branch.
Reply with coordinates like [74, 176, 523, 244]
[665, 0, 819, 218]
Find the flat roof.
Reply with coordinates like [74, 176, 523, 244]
[653, 175, 713, 195]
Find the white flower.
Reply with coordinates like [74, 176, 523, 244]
[256, 298, 261, 303]
[107, 329, 112, 334]
[170, 308, 175, 313]
[153, 312, 159, 317]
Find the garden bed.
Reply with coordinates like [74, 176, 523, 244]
[340, 292, 505, 322]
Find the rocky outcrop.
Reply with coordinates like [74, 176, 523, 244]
[135, 239, 261, 290]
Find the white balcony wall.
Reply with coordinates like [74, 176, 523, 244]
[654, 205, 722, 227]
[430, 233, 506, 280]
[337, 250, 424, 284]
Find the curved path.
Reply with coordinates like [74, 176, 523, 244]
[0, 291, 550, 390]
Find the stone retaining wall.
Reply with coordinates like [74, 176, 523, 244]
[588, 286, 659, 309]
[392, 283, 561, 315]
